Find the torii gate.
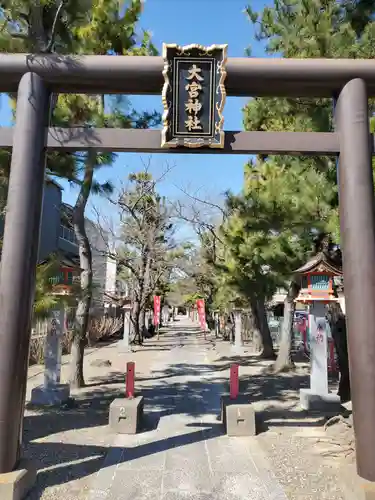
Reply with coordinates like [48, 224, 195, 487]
[0, 50, 374, 493]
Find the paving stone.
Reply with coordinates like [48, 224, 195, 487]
[205, 439, 258, 474]
[212, 473, 269, 499]
[93, 320, 289, 500]
[117, 446, 166, 470]
[26, 318, 293, 500]
[163, 468, 213, 495]
[162, 493, 213, 500]
[165, 439, 207, 468]
[108, 470, 163, 499]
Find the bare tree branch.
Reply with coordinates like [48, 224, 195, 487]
[130, 158, 176, 213]
[172, 199, 225, 246]
[175, 184, 227, 218]
[90, 203, 140, 278]
[45, 0, 66, 52]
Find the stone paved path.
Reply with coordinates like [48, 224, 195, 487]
[87, 318, 288, 500]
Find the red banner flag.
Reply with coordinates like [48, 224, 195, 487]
[154, 296, 161, 326]
[196, 299, 206, 330]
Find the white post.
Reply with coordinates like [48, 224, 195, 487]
[232, 308, 243, 354]
[161, 305, 167, 325]
[309, 302, 329, 395]
[338, 296, 346, 315]
[300, 301, 340, 410]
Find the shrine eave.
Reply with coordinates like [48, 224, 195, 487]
[38, 251, 80, 270]
[294, 252, 343, 276]
[294, 297, 341, 303]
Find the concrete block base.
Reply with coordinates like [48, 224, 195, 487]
[221, 395, 256, 436]
[300, 388, 342, 413]
[30, 383, 70, 406]
[109, 396, 144, 434]
[0, 459, 36, 500]
[226, 404, 256, 436]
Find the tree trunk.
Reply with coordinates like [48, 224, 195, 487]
[159, 296, 166, 327]
[206, 309, 214, 332]
[328, 303, 351, 402]
[204, 294, 214, 332]
[255, 297, 276, 359]
[30, 2, 49, 52]
[139, 307, 146, 343]
[68, 151, 96, 388]
[131, 299, 141, 344]
[248, 301, 263, 352]
[133, 243, 151, 344]
[273, 281, 300, 373]
[69, 336, 86, 388]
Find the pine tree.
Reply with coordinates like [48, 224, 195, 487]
[220, 158, 335, 359]
[0, 1, 159, 386]
[242, 0, 375, 385]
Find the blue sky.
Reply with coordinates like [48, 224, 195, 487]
[1, 0, 270, 223]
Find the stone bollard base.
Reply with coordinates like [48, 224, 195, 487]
[30, 384, 70, 406]
[230, 344, 244, 355]
[0, 459, 36, 500]
[300, 388, 342, 414]
[221, 395, 256, 436]
[109, 396, 144, 434]
[117, 340, 132, 353]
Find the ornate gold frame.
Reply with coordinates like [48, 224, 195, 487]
[161, 43, 228, 149]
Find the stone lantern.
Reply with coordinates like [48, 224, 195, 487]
[294, 252, 342, 411]
[30, 254, 80, 406]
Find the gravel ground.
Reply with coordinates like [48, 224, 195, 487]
[22, 326, 360, 499]
[23, 338, 168, 499]
[209, 340, 358, 500]
[258, 430, 347, 500]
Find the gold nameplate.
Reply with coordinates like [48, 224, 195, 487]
[161, 43, 227, 149]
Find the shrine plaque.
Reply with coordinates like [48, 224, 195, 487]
[161, 43, 227, 149]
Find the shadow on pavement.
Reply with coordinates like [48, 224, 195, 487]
[24, 360, 315, 442]
[23, 323, 334, 498]
[24, 421, 224, 499]
[256, 407, 324, 433]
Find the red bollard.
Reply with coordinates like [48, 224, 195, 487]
[230, 364, 239, 400]
[126, 361, 135, 398]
